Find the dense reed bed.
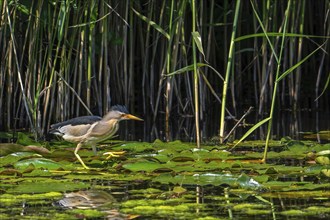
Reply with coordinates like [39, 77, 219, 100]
[0, 1, 329, 149]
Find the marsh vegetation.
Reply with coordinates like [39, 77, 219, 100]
[0, 0, 329, 219]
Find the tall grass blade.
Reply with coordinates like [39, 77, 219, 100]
[167, 63, 223, 80]
[235, 32, 330, 42]
[315, 72, 330, 101]
[229, 117, 271, 151]
[276, 42, 327, 82]
[250, 0, 279, 63]
[132, 7, 170, 40]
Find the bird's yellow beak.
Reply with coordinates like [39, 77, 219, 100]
[123, 114, 144, 121]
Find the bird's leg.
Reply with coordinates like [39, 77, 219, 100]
[103, 151, 126, 160]
[74, 143, 90, 169]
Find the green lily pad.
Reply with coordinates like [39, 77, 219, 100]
[315, 156, 330, 165]
[112, 142, 155, 153]
[14, 158, 64, 170]
[16, 132, 42, 146]
[7, 180, 89, 194]
[0, 152, 42, 166]
[152, 173, 262, 189]
[0, 192, 63, 206]
[153, 140, 195, 151]
[122, 161, 163, 172]
[321, 169, 330, 177]
[0, 143, 50, 156]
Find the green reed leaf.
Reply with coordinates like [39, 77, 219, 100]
[192, 31, 206, 61]
[277, 42, 326, 82]
[132, 7, 170, 40]
[230, 117, 271, 150]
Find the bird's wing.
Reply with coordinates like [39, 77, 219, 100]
[49, 116, 102, 136]
[59, 124, 93, 137]
[87, 121, 119, 139]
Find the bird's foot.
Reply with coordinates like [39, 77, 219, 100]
[103, 151, 126, 160]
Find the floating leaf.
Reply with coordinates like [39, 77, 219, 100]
[315, 156, 330, 165]
[16, 132, 42, 146]
[0, 192, 63, 206]
[236, 174, 263, 190]
[0, 152, 41, 166]
[172, 186, 187, 194]
[7, 181, 89, 194]
[0, 143, 50, 156]
[14, 158, 64, 170]
[264, 167, 278, 174]
[152, 173, 262, 189]
[153, 140, 194, 151]
[112, 142, 155, 153]
[316, 150, 330, 156]
[321, 169, 330, 177]
[170, 156, 194, 162]
[122, 161, 163, 172]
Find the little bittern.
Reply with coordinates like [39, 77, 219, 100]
[49, 105, 143, 169]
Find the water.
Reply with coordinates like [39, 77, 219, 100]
[2, 178, 329, 219]
[1, 138, 329, 219]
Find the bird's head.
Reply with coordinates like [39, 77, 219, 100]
[102, 105, 143, 122]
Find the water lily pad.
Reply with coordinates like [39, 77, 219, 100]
[315, 156, 330, 165]
[303, 130, 330, 141]
[153, 140, 195, 151]
[0, 152, 42, 166]
[321, 169, 330, 177]
[122, 161, 163, 172]
[16, 132, 42, 146]
[7, 180, 89, 193]
[119, 142, 154, 152]
[0, 143, 50, 156]
[1, 138, 330, 219]
[14, 158, 64, 170]
[152, 173, 262, 189]
[0, 192, 62, 206]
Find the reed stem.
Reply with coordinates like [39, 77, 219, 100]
[219, 0, 241, 143]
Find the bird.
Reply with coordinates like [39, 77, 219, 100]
[49, 105, 143, 169]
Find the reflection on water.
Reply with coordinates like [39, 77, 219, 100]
[56, 190, 126, 219]
[57, 190, 116, 209]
